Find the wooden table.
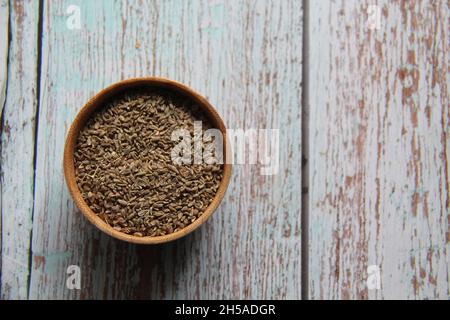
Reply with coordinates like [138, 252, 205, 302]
[0, 0, 448, 299]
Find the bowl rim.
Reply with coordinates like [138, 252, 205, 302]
[63, 77, 232, 244]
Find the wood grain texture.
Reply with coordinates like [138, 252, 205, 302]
[0, 0, 7, 297]
[29, 0, 302, 299]
[308, 0, 449, 299]
[0, 0, 8, 115]
[0, 0, 8, 295]
[0, 0, 39, 299]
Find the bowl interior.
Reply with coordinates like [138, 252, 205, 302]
[63, 78, 232, 244]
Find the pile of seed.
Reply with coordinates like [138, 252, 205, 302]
[74, 88, 224, 237]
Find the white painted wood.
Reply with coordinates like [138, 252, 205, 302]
[0, 0, 39, 299]
[0, 0, 7, 297]
[4, 0, 446, 300]
[308, 0, 449, 299]
[29, 0, 302, 299]
[0, 0, 8, 115]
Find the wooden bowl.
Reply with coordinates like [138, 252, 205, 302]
[63, 77, 232, 244]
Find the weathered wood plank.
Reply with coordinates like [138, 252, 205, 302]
[0, 0, 8, 115]
[0, 0, 7, 297]
[30, 0, 302, 299]
[308, 0, 449, 299]
[0, 0, 40, 299]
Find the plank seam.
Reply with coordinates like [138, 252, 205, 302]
[26, 0, 44, 300]
[0, 0, 12, 299]
[300, 0, 310, 301]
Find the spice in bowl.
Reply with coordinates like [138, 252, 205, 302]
[73, 88, 224, 237]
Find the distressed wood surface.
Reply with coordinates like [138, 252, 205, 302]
[0, 0, 6, 298]
[0, 0, 8, 114]
[2, 0, 448, 300]
[308, 0, 449, 299]
[27, 0, 302, 299]
[0, 0, 39, 299]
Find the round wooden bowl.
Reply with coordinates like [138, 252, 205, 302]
[63, 77, 232, 244]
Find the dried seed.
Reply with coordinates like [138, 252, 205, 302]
[74, 89, 224, 237]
